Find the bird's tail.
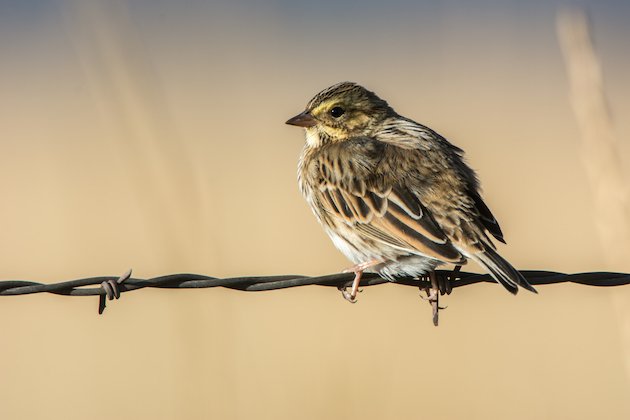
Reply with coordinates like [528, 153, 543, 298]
[471, 246, 537, 294]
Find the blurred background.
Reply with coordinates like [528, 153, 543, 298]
[1, 0, 629, 419]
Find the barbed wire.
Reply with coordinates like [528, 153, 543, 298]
[0, 270, 628, 318]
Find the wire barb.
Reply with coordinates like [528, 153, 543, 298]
[99, 269, 132, 314]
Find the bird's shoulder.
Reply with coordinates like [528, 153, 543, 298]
[374, 116, 458, 152]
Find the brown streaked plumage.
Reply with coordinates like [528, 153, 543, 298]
[287, 81, 536, 302]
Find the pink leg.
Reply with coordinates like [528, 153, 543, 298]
[340, 270, 363, 303]
[340, 259, 382, 303]
[342, 259, 382, 274]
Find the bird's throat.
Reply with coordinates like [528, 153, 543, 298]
[305, 128, 324, 147]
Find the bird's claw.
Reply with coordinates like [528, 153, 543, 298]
[337, 281, 363, 303]
[419, 291, 447, 309]
[338, 286, 358, 303]
[417, 271, 451, 326]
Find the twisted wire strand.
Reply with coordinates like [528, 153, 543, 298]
[0, 270, 628, 314]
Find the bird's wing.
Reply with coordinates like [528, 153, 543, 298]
[468, 189, 505, 244]
[378, 118, 506, 245]
[313, 142, 464, 263]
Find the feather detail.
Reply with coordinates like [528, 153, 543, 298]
[375, 214, 463, 262]
[364, 191, 387, 216]
[314, 173, 464, 264]
[387, 202, 447, 244]
[470, 189, 506, 244]
[388, 187, 422, 218]
[468, 245, 537, 294]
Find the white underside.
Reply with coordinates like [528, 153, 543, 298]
[326, 227, 442, 280]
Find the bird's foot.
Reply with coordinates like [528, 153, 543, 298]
[338, 269, 364, 303]
[419, 271, 449, 326]
[339, 286, 360, 303]
[339, 259, 382, 303]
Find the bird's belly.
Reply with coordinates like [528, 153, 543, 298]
[375, 256, 441, 280]
[324, 224, 442, 279]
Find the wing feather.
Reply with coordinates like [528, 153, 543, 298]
[340, 190, 371, 222]
[388, 187, 422, 218]
[469, 189, 505, 244]
[364, 191, 387, 215]
[376, 211, 462, 262]
[331, 189, 354, 220]
[387, 201, 447, 244]
[316, 179, 463, 263]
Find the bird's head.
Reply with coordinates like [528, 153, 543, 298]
[286, 82, 393, 142]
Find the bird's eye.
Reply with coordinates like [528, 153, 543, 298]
[330, 106, 345, 118]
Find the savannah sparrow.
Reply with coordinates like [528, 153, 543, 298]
[287, 82, 536, 303]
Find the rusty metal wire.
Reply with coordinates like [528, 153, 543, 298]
[0, 269, 628, 315]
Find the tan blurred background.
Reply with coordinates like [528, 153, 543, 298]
[1, 1, 630, 419]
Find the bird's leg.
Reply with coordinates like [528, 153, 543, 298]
[342, 259, 382, 273]
[339, 259, 381, 303]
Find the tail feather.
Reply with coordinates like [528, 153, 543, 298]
[472, 246, 537, 294]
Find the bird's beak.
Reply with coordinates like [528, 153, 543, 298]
[285, 111, 317, 128]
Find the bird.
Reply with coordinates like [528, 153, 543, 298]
[286, 81, 536, 304]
